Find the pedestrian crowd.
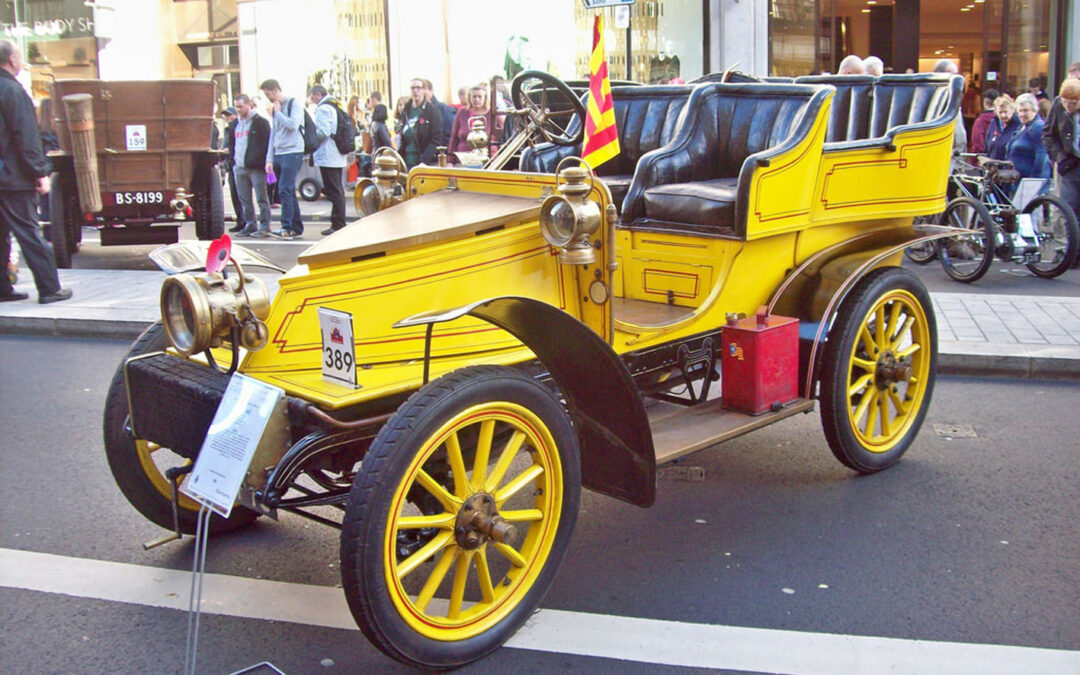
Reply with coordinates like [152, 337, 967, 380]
[220, 74, 508, 240]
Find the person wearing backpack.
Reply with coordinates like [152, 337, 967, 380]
[259, 78, 305, 238]
[308, 85, 348, 236]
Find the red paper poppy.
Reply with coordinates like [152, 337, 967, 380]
[206, 234, 232, 274]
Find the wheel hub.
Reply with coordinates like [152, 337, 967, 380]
[875, 350, 912, 389]
[454, 493, 517, 550]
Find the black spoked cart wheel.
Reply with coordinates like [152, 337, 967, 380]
[1023, 193, 1080, 278]
[48, 172, 78, 269]
[102, 322, 258, 534]
[904, 214, 940, 264]
[194, 169, 225, 241]
[819, 268, 937, 473]
[937, 196, 996, 283]
[340, 365, 581, 669]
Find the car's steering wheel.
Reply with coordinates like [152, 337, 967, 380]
[509, 71, 587, 147]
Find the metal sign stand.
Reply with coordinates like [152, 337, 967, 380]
[181, 505, 287, 675]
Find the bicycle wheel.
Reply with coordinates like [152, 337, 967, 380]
[905, 214, 939, 264]
[1023, 194, 1080, 278]
[937, 196, 995, 283]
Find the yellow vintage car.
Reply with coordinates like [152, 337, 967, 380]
[104, 70, 964, 668]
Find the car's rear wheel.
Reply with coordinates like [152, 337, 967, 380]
[820, 268, 937, 473]
[340, 365, 580, 669]
[102, 322, 257, 534]
[195, 170, 225, 240]
[48, 172, 78, 268]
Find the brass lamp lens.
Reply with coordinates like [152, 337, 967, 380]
[360, 182, 382, 217]
[161, 275, 210, 355]
[540, 196, 578, 247]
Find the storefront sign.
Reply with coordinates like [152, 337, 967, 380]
[0, 0, 95, 41]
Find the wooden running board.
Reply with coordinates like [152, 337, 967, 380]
[649, 397, 816, 466]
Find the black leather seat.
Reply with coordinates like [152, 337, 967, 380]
[621, 82, 831, 237]
[519, 85, 694, 207]
[793, 75, 874, 143]
[867, 74, 956, 137]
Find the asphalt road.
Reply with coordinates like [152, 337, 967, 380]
[2, 335, 1078, 673]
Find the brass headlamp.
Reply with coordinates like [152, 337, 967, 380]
[354, 148, 408, 218]
[160, 257, 271, 356]
[539, 159, 602, 265]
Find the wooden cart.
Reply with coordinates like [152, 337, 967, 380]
[47, 79, 224, 268]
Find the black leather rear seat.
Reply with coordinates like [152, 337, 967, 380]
[792, 75, 874, 142]
[621, 83, 831, 237]
[519, 85, 694, 208]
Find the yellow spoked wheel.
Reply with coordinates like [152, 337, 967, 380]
[820, 268, 937, 472]
[102, 323, 257, 534]
[341, 365, 580, 669]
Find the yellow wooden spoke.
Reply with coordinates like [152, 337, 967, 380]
[397, 513, 456, 530]
[886, 301, 903, 343]
[447, 550, 473, 620]
[863, 393, 879, 437]
[415, 468, 461, 513]
[474, 547, 495, 604]
[853, 386, 877, 423]
[499, 508, 544, 522]
[859, 324, 876, 357]
[444, 431, 469, 498]
[493, 540, 527, 568]
[878, 394, 892, 438]
[495, 464, 544, 507]
[415, 547, 457, 612]
[848, 372, 875, 398]
[470, 419, 496, 490]
[889, 388, 909, 417]
[891, 316, 916, 351]
[897, 342, 921, 359]
[852, 356, 877, 373]
[396, 530, 454, 580]
[485, 430, 526, 493]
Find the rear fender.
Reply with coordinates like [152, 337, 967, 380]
[768, 224, 959, 398]
[396, 297, 656, 507]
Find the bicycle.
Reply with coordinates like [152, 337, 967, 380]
[933, 154, 1079, 282]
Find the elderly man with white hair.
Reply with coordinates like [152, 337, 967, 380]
[864, 56, 884, 77]
[837, 54, 865, 75]
[929, 58, 966, 153]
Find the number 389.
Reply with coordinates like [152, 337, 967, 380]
[324, 347, 353, 371]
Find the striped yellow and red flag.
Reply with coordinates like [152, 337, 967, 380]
[582, 15, 620, 169]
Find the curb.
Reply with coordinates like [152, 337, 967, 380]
[4, 315, 1079, 381]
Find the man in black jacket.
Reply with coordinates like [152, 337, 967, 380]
[1042, 79, 1080, 229]
[0, 39, 70, 303]
[225, 94, 273, 237]
[399, 78, 445, 169]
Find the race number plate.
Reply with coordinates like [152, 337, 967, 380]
[125, 124, 148, 151]
[318, 307, 358, 387]
[182, 374, 285, 518]
[114, 191, 165, 206]
[1016, 213, 1036, 239]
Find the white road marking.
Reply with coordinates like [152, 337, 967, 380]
[3, 547, 1078, 673]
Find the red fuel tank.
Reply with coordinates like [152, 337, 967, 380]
[720, 310, 799, 415]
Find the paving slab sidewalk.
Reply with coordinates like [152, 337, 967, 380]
[2, 270, 1079, 380]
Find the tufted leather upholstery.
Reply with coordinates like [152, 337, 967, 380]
[621, 83, 831, 236]
[866, 73, 956, 138]
[793, 75, 875, 142]
[519, 85, 694, 207]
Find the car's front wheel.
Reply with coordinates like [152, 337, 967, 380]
[340, 365, 580, 669]
[819, 268, 937, 473]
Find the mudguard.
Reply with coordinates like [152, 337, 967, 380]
[769, 224, 961, 398]
[396, 297, 656, 507]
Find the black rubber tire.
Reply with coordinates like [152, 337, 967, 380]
[195, 171, 225, 240]
[937, 196, 995, 283]
[904, 214, 939, 264]
[1023, 194, 1080, 278]
[102, 322, 258, 534]
[299, 179, 321, 202]
[819, 268, 937, 473]
[340, 365, 581, 669]
[48, 172, 73, 269]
